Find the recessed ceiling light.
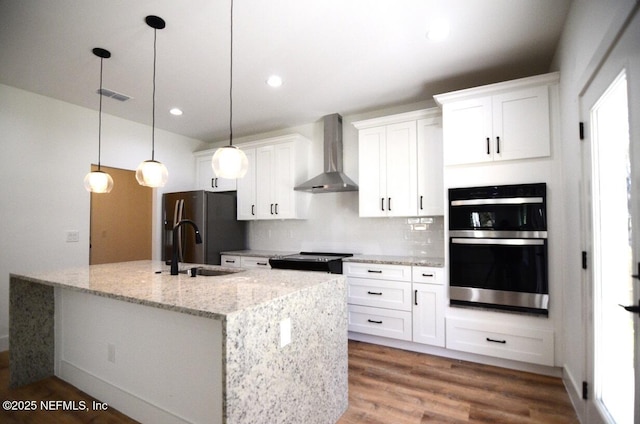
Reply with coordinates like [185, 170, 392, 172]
[266, 75, 283, 88]
[426, 18, 450, 41]
[169, 107, 183, 116]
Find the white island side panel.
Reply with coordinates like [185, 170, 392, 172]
[55, 288, 223, 424]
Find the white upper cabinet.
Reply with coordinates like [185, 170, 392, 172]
[434, 72, 558, 166]
[354, 109, 443, 218]
[236, 134, 310, 221]
[236, 148, 257, 220]
[194, 151, 237, 192]
[416, 117, 444, 216]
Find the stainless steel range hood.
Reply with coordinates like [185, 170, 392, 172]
[294, 113, 358, 193]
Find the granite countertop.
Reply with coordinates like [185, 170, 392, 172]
[220, 250, 297, 258]
[10, 260, 344, 320]
[343, 255, 444, 267]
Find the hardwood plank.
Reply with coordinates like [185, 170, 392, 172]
[338, 340, 579, 424]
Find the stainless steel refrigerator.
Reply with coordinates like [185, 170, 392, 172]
[162, 190, 246, 265]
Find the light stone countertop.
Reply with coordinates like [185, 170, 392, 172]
[10, 260, 345, 320]
[344, 254, 445, 267]
[220, 249, 296, 258]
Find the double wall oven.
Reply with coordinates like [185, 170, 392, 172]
[448, 183, 549, 315]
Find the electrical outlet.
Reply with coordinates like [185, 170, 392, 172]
[65, 230, 80, 243]
[280, 318, 291, 348]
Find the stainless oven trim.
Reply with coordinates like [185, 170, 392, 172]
[449, 286, 549, 311]
[449, 230, 548, 239]
[451, 237, 545, 246]
[450, 197, 544, 206]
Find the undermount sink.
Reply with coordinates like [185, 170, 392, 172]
[195, 268, 239, 277]
[177, 268, 242, 277]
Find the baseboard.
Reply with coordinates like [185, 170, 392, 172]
[58, 360, 193, 424]
[563, 366, 585, 423]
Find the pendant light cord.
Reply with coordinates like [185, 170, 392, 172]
[97, 56, 104, 171]
[151, 27, 158, 160]
[229, 0, 234, 147]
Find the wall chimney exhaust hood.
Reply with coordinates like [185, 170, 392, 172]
[294, 113, 358, 193]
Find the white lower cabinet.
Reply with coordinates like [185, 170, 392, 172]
[348, 305, 412, 341]
[220, 255, 241, 267]
[346, 263, 445, 347]
[445, 316, 555, 366]
[412, 283, 445, 347]
[240, 256, 271, 269]
[220, 255, 271, 269]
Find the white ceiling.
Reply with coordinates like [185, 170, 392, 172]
[0, 0, 572, 143]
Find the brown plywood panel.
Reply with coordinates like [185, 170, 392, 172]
[89, 165, 152, 264]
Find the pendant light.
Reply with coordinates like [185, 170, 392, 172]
[211, 0, 249, 179]
[84, 48, 114, 194]
[136, 15, 169, 188]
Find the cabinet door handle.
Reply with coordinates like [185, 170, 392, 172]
[270, 203, 274, 214]
[486, 337, 507, 344]
[367, 319, 383, 324]
[257, 262, 268, 266]
[211, 178, 216, 188]
[275, 203, 279, 215]
[422, 273, 434, 277]
[367, 270, 383, 274]
[486, 137, 491, 155]
[381, 198, 385, 211]
[225, 259, 236, 264]
[420, 195, 423, 210]
[388, 198, 391, 211]
[367, 291, 383, 295]
[496, 136, 500, 154]
[414, 289, 418, 305]
[251, 205, 255, 216]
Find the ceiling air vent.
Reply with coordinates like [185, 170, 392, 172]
[96, 87, 132, 102]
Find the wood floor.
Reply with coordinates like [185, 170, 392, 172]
[338, 341, 579, 424]
[1, 341, 579, 423]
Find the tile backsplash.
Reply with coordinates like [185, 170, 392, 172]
[247, 192, 444, 258]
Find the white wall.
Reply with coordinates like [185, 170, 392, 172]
[0, 84, 202, 350]
[550, 0, 638, 415]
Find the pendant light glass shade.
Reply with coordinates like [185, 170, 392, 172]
[85, 47, 114, 193]
[135, 159, 169, 187]
[211, 0, 249, 180]
[137, 15, 168, 188]
[84, 170, 114, 193]
[212, 145, 248, 178]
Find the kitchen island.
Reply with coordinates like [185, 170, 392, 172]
[9, 260, 348, 424]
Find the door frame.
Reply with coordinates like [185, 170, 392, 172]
[579, 3, 640, 423]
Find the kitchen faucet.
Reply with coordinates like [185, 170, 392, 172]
[170, 219, 202, 275]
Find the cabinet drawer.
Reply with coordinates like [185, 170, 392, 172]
[446, 317, 554, 366]
[240, 256, 271, 269]
[347, 278, 411, 311]
[412, 266, 443, 284]
[220, 255, 241, 268]
[348, 305, 412, 341]
[344, 263, 411, 282]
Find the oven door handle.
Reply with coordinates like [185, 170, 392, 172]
[450, 197, 544, 206]
[451, 238, 545, 246]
